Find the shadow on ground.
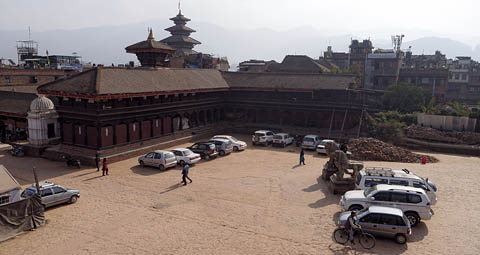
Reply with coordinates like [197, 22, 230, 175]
[304, 176, 340, 208]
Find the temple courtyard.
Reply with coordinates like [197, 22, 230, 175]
[1, 134, 479, 255]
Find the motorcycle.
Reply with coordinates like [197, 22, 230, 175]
[63, 155, 81, 168]
[10, 145, 25, 157]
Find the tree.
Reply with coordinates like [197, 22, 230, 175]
[382, 83, 428, 113]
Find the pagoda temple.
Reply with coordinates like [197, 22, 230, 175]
[125, 29, 176, 67]
[161, 10, 201, 56]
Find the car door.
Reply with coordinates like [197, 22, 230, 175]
[52, 186, 68, 204]
[154, 153, 163, 167]
[190, 144, 200, 154]
[359, 213, 383, 236]
[368, 191, 392, 207]
[143, 152, 155, 167]
[376, 214, 399, 238]
[40, 188, 55, 207]
[173, 150, 183, 162]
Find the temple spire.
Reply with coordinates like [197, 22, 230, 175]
[178, 0, 182, 14]
[147, 28, 154, 40]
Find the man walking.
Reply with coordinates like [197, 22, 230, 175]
[95, 153, 100, 172]
[182, 164, 192, 186]
[299, 149, 306, 165]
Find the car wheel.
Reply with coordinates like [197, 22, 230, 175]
[159, 164, 165, 171]
[179, 160, 186, 166]
[69, 195, 78, 204]
[348, 205, 363, 212]
[394, 234, 407, 244]
[139, 161, 145, 167]
[405, 212, 420, 227]
[205, 155, 210, 160]
[233, 146, 239, 152]
[219, 150, 226, 156]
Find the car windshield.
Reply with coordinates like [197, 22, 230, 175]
[230, 136, 239, 142]
[319, 141, 328, 145]
[363, 186, 377, 197]
[208, 144, 215, 150]
[304, 137, 314, 142]
[273, 135, 282, 139]
[165, 153, 175, 159]
[255, 133, 265, 137]
[184, 150, 193, 156]
[21, 188, 36, 198]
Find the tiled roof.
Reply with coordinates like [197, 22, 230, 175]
[165, 25, 196, 33]
[267, 55, 330, 73]
[0, 91, 37, 115]
[161, 35, 201, 45]
[222, 72, 354, 91]
[125, 39, 175, 52]
[38, 67, 229, 96]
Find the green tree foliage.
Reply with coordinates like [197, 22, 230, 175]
[367, 111, 416, 144]
[382, 83, 428, 113]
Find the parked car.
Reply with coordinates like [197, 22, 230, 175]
[171, 148, 201, 166]
[337, 206, 412, 244]
[251, 130, 275, 146]
[339, 184, 434, 227]
[138, 150, 177, 170]
[316, 139, 338, 154]
[208, 138, 234, 156]
[301, 135, 322, 150]
[21, 182, 80, 208]
[211, 135, 247, 151]
[355, 167, 437, 205]
[188, 142, 218, 160]
[272, 133, 294, 147]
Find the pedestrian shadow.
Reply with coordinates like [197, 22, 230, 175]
[159, 183, 183, 195]
[73, 171, 98, 178]
[292, 164, 302, 169]
[83, 176, 104, 182]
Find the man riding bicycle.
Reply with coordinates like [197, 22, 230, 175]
[344, 211, 361, 244]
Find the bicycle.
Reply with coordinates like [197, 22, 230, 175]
[333, 225, 376, 249]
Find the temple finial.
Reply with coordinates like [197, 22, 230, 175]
[178, 0, 182, 14]
[147, 28, 154, 40]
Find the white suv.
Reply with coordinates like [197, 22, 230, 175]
[211, 135, 247, 151]
[339, 184, 434, 227]
[252, 130, 274, 146]
[355, 167, 437, 205]
[272, 133, 294, 147]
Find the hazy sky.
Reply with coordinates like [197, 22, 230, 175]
[0, 0, 478, 42]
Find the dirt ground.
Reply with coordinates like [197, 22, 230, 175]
[1, 134, 480, 255]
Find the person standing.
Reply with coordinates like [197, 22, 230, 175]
[299, 149, 306, 165]
[95, 153, 100, 172]
[102, 158, 109, 176]
[182, 164, 192, 186]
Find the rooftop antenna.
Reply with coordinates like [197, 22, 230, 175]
[391, 34, 405, 53]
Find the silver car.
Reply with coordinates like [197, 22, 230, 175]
[337, 206, 412, 244]
[208, 138, 233, 156]
[138, 150, 177, 170]
[21, 182, 80, 208]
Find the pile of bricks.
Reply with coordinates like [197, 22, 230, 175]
[348, 137, 439, 163]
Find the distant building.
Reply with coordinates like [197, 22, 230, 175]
[364, 50, 402, 90]
[238, 60, 277, 72]
[446, 56, 480, 104]
[323, 46, 349, 70]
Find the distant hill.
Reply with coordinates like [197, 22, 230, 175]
[1, 22, 478, 70]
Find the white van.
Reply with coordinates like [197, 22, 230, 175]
[355, 167, 438, 205]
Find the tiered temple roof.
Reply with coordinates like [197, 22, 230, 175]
[161, 11, 201, 56]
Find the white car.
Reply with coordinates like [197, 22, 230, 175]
[272, 133, 294, 147]
[252, 130, 274, 146]
[171, 148, 201, 166]
[211, 135, 247, 151]
[138, 150, 177, 170]
[355, 167, 438, 205]
[339, 184, 434, 227]
[301, 135, 322, 150]
[316, 139, 338, 154]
